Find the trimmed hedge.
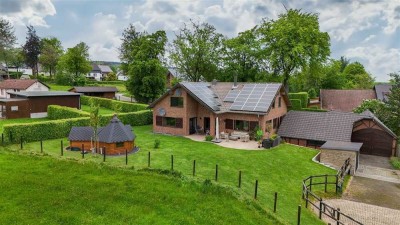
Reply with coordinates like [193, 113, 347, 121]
[86, 81, 125, 85]
[288, 92, 309, 108]
[48, 105, 89, 120]
[3, 110, 152, 143]
[80, 96, 148, 113]
[290, 99, 302, 110]
[299, 108, 327, 112]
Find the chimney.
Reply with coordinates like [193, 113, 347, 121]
[233, 74, 238, 88]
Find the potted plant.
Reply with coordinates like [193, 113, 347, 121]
[256, 128, 264, 148]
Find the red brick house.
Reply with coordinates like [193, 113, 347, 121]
[150, 81, 290, 138]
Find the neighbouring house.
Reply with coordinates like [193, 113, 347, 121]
[87, 64, 113, 81]
[7, 66, 33, 76]
[68, 115, 135, 155]
[0, 64, 7, 79]
[0, 79, 50, 98]
[374, 84, 392, 101]
[320, 89, 376, 112]
[0, 91, 81, 119]
[278, 110, 397, 157]
[150, 81, 290, 138]
[69, 86, 118, 99]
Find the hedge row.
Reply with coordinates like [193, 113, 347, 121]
[80, 96, 148, 113]
[86, 81, 125, 85]
[299, 108, 327, 112]
[288, 92, 309, 108]
[289, 99, 302, 110]
[3, 110, 152, 143]
[48, 105, 90, 120]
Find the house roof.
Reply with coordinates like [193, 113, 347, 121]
[150, 81, 290, 114]
[320, 89, 376, 112]
[277, 110, 396, 142]
[374, 84, 392, 101]
[7, 91, 81, 97]
[0, 79, 49, 90]
[70, 86, 118, 93]
[321, 141, 363, 152]
[98, 65, 113, 73]
[68, 115, 135, 143]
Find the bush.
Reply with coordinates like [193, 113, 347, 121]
[390, 157, 400, 170]
[308, 88, 317, 99]
[48, 105, 89, 120]
[55, 72, 73, 85]
[80, 96, 148, 112]
[205, 135, 213, 141]
[290, 99, 302, 110]
[299, 108, 328, 112]
[288, 92, 309, 108]
[154, 139, 161, 149]
[86, 80, 125, 85]
[3, 110, 152, 143]
[270, 134, 278, 140]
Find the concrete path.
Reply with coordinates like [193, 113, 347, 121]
[320, 199, 400, 225]
[359, 154, 393, 169]
[356, 164, 400, 183]
[115, 93, 135, 102]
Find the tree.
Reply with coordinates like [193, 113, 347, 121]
[120, 25, 167, 103]
[8, 47, 25, 72]
[39, 37, 63, 77]
[321, 59, 347, 89]
[170, 21, 224, 82]
[0, 18, 17, 78]
[343, 62, 374, 89]
[221, 29, 263, 82]
[257, 9, 330, 86]
[57, 42, 91, 84]
[22, 25, 41, 77]
[353, 99, 385, 114]
[104, 72, 117, 81]
[89, 98, 100, 152]
[379, 72, 400, 135]
[339, 56, 350, 72]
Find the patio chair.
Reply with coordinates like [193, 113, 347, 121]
[195, 125, 203, 134]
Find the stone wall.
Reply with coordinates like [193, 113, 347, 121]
[320, 149, 357, 175]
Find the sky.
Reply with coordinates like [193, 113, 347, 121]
[0, 0, 399, 82]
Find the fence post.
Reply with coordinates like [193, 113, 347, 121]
[82, 144, 85, 159]
[305, 188, 309, 208]
[319, 200, 323, 219]
[335, 176, 339, 194]
[254, 180, 258, 199]
[40, 139, 43, 153]
[297, 205, 301, 225]
[309, 176, 313, 192]
[148, 151, 151, 167]
[215, 164, 218, 181]
[274, 192, 278, 213]
[20, 136, 23, 149]
[325, 175, 328, 193]
[171, 155, 174, 171]
[336, 208, 340, 225]
[125, 149, 128, 165]
[1, 133, 3, 145]
[103, 146, 106, 162]
[61, 140, 63, 156]
[10, 132, 12, 143]
[193, 160, 196, 176]
[238, 170, 242, 188]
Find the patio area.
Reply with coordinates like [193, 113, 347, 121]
[185, 134, 261, 150]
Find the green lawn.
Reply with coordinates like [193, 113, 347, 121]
[81, 104, 116, 115]
[0, 117, 51, 133]
[47, 84, 72, 91]
[3, 125, 335, 224]
[0, 152, 283, 225]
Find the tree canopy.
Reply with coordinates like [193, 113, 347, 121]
[120, 25, 167, 103]
[0, 18, 17, 78]
[57, 42, 91, 85]
[39, 37, 64, 77]
[22, 25, 41, 77]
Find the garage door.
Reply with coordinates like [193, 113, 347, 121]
[351, 128, 393, 157]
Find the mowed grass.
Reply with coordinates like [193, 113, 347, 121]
[81, 104, 116, 115]
[4, 125, 336, 224]
[0, 152, 282, 225]
[0, 117, 51, 133]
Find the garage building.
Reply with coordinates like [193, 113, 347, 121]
[278, 110, 397, 157]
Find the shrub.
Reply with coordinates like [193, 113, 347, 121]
[288, 92, 309, 108]
[154, 139, 161, 149]
[300, 108, 328, 112]
[270, 134, 278, 140]
[289, 99, 302, 110]
[80, 96, 148, 113]
[4, 110, 152, 143]
[205, 135, 213, 141]
[48, 105, 90, 120]
[390, 157, 400, 170]
[308, 88, 317, 99]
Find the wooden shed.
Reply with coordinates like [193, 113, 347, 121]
[69, 86, 118, 99]
[68, 115, 135, 155]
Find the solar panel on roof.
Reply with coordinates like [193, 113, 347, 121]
[182, 82, 220, 111]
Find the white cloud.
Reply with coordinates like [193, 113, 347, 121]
[345, 45, 400, 81]
[1, 0, 56, 28]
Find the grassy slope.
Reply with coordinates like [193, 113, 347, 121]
[0, 152, 282, 225]
[0, 117, 50, 133]
[80, 104, 116, 115]
[4, 125, 335, 224]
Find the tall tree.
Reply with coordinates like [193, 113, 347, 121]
[0, 18, 17, 78]
[39, 37, 63, 77]
[221, 29, 263, 82]
[120, 25, 167, 103]
[257, 9, 330, 86]
[22, 25, 41, 77]
[343, 62, 374, 89]
[170, 21, 224, 82]
[57, 42, 91, 84]
[379, 72, 400, 135]
[8, 47, 25, 73]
